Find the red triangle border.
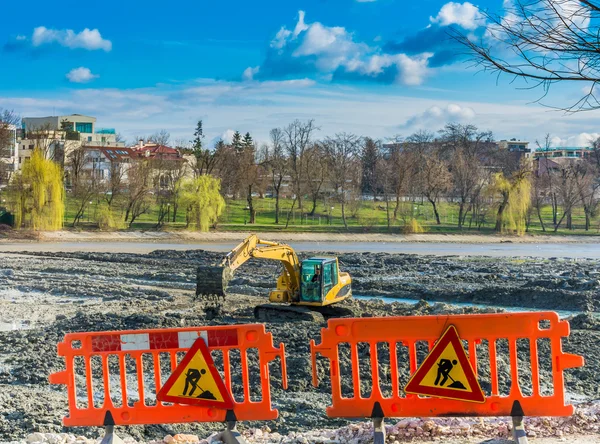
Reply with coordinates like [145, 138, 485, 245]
[405, 325, 485, 403]
[157, 336, 234, 409]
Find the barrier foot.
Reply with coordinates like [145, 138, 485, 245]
[511, 401, 528, 444]
[214, 411, 249, 444]
[100, 425, 124, 444]
[371, 402, 385, 444]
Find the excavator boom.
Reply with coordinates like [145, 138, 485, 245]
[196, 235, 301, 299]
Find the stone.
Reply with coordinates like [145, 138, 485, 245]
[26, 433, 47, 443]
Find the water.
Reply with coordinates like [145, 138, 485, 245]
[0, 320, 30, 331]
[2, 241, 600, 258]
[354, 294, 582, 318]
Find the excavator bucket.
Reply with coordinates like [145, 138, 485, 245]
[196, 266, 234, 298]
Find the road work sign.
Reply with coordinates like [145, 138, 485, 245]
[157, 337, 234, 409]
[405, 325, 485, 403]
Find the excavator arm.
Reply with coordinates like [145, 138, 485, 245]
[197, 234, 302, 299]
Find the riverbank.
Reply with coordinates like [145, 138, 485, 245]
[1, 229, 600, 244]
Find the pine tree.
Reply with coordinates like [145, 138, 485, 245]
[192, 120, 204, 155]
[232, 131, 242, 152]
[243, 132, 254, 149]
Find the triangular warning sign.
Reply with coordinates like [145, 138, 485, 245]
[405, 325, 485, 403]
[157, 337, 234, 409]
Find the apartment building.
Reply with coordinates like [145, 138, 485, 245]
[18, 114, 125, 167]
[533, 146, 595, 159]
[0, 124, 18, 186]
[64, 146, 135, 188]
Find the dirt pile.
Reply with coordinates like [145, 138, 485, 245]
[0, 250, 599, 442]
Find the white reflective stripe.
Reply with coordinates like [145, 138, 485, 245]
[121, 333, 150, 351]
[177, 331, 208, 348]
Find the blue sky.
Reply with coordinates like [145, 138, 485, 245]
[1, 0, 598, 146]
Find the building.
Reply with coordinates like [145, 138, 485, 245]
[132, 141, 183, 160]
[533, 146, 595, 159]
[0, 124, 18, 186]
[497, 139, 531, 158]
[65, 146, 135, 188]
[18, 114, 125, 168]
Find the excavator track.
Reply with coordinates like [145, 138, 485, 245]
[253, 302, 355, 323]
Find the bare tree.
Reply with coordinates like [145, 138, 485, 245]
[303, 143, 328, 216]
[26, 123, 59, 161]
[554, 163, 581, 231]
[531, 170, 549, 231]
[282, 119, 317, 214]
[456, 0, 600, 112]
[124, 160, 153, 227]
[439, 124, 493, 228]
[261, 128, 289, 224]
[386, 140, 417, 220]
[104, 160, 126, 207]
[376, 155, 395, 229]
[68, 146, 98, 227]
[573, 160, 600, 230]
[419, 149, 452, 224]
[536, 134, 560, 225]
[323, 133, 361, 229]
[148, 129, 171, 146]
[361, 137, 380, 200]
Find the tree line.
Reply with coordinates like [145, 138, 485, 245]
[2, 113, 599, 234]
[195, 119, 600, 233]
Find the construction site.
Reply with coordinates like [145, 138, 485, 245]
[1, 238, 600, 443]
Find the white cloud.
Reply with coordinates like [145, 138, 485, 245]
[395, 53, 433, 86]
[66, 67, 99, 83]
[293, 10, 309, 37]
[430, 2, 485, 30]
[271, 28, 292, 50]
[242, 66, 260, 81]
[401, 103, 476, 128]
[261, 11, 433, 86]
[32, 27, 112, 51]
[219, 129, 236, 144]
[550, 132, 599, 147]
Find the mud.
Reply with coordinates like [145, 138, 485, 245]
[0, 250, 599, 442]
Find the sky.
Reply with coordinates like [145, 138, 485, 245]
[0, 0, 599, 147]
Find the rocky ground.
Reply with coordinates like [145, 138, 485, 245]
[0, 249, 599, 443]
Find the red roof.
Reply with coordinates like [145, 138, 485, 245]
[131, 144, 182, 160]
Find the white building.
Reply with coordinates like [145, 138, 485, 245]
[18, 114, 125, 167]
[0, 124, 18, 186]
[65, 146, 135, 188]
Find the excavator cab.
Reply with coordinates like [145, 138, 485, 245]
[300, 258, 339, 303]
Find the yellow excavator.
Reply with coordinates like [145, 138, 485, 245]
[196, 234, 353, 321]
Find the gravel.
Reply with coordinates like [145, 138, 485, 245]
[0, 249, 599, 443]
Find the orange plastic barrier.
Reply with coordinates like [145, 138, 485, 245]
[49, 324, 287, 426]
[310, 312, 584, 418]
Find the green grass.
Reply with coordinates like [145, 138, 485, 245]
[60, 196, 600, 235]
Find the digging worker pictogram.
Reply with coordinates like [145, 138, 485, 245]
[183, 368, 216, 400]
[434, 359, 466, 389]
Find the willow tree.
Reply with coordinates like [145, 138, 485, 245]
[178, 176, 225, 231]
[10, 149, 64, 230]
[492, 169, 532, 235]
